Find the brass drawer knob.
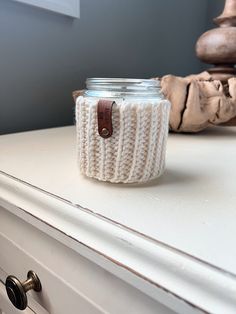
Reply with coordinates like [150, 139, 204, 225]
[5, 270, 42, 310]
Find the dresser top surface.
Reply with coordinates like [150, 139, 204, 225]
[0, 126, 236, 275]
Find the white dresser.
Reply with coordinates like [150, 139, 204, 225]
[0, 126, 235, 314]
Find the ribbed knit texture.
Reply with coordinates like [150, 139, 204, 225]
[76, 96, 170, 183]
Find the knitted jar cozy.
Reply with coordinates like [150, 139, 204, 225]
[76, 96, 170, 183]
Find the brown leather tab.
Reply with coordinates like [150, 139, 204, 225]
[97, 100, 115, 138]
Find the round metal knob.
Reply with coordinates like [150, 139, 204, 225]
[5, 270, 42, 310]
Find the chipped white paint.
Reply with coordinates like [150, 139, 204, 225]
[0, 126, 236, 273]
[0, 126, 236, 313]
[0, 209, 175, 314]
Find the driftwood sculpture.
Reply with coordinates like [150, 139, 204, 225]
[160, 0, 236, 132]
[159, 72, 236, 132]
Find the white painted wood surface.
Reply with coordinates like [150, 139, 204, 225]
[0, 126, 235, 274]
[12, 0, 80, 18]
[0, 126, 236, 313]
[0, 206, 175, 314]
[0, 177, 204, 314]
[0, 232, 104, 314]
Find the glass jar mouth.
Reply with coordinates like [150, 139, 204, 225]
[85, 78, 162, 98]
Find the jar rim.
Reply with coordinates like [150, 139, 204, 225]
[85, 78, 162, 98]
[86, 78, 160, 87]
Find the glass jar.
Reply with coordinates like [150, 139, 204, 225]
[75, 78, 171, 183]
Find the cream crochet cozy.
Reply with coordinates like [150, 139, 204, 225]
[76, 96, 170, 183]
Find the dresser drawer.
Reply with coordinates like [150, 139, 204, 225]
[0, 229, 103, 314]
[0, 207, 106, 314]
[0, 206, 175, 314]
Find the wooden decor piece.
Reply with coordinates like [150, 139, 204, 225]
[159, 72, 236, 132]
[196, 0, 236, 81]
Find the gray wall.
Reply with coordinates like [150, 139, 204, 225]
[207, 0, 225, 29]
[0, 0, 210, 134]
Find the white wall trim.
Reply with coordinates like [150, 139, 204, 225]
[13, 0, 80, 18]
